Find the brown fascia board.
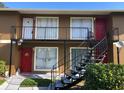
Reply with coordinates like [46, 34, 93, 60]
[0, 8, 20, 14]
[1, 8, 124, 15]
[111, 12, 124, 15]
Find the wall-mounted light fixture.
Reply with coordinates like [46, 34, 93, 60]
[17, 39, 23, 46]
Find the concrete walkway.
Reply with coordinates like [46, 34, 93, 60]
[5, 75, 25, 90]
[0, 74, 50, 90]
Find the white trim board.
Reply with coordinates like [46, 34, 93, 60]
[0, 40, 11, 43]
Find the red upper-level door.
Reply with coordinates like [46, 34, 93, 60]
[95, 18, 108, 63]
[95, 18, 107, 40]
[20, 48, 32, 73]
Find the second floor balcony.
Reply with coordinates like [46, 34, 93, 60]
[11, 26, 94, 41]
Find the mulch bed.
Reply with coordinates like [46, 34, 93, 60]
[0, 76, 4, 80]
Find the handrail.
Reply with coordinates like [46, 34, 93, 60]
[51, 35, 108, 89]
[12, 26, 92, 28]
[59, 36, 108, 75]
[52, 39, 89, 69]
[51, 27, 91, 69]
[92, 37, 107, 58]
[91, 36, 107, 50]
[11, 26, 93, 40]
[50, 28, 92, 88]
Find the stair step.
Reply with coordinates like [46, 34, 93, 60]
[71, 70, 78, 75]
[75, 66, 84, 71]
[80, 62, 87, 66]
[66, 70, 78, 76]
[61, 77, 71, 84]
[55, 80, 64, 89]
[79, 69, 86, 75]
[71, 75, 79, 80]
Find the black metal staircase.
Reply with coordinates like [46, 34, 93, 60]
[50, 30, 108, 90]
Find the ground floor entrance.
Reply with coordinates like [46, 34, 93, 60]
[20, 46, 89, 73]
[20, 48, 32, 72]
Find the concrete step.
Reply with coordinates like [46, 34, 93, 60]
[55, 80, 64, 89]
[61, 77, 71, 84]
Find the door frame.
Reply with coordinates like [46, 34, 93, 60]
[20, 48, 32, 72]
[22, 18, 33, 39]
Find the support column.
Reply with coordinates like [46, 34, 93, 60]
[117, 47, 120, 64]
[9, 39, 13, 77]
[64, 40, 67, 76]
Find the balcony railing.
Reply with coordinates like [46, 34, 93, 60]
[11, 26, 93, 40]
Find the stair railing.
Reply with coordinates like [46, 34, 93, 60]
[90, 36, 108, 63]
[55, 36, 108, 79]
[50, 27, 92, 89]
[50, 35, 108, 89]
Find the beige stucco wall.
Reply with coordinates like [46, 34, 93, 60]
[0, 13, 111, 74]
[0, 12, 21, 74]
[0, 13, 20, 39]
[112, 15, 124, 41]
[113, 44, 118, 64]
[112, 15, 124, 64]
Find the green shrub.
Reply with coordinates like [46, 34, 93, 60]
[0, 80, 5, 85]
[84, 63, 124, 90]
[20, 78, 51, 87]
[0, 60, 6, 76]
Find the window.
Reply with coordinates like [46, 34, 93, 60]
[34, 47, 58, 71]
[70, 48, 88, 70]
[35, 17, 59, 39]
[70, 17, 93, 40]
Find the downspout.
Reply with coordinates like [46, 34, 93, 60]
[117, 28, 120, 64]
[9, 39, 13, 77]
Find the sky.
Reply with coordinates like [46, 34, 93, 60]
[3, 2, 124, 10]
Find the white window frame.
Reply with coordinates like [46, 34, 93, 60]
[70, 47, 88, 69]
[70, 17, 94, 40]
[35, 17, 59, 39]
[34, 47, 58, 71]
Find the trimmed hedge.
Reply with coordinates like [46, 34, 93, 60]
[0, 80, 5, 85]
[20, 78, 51, 87]
[84, 63, 124, 90]
[0, 60, 6, 76]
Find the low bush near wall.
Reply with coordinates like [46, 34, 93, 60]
[84, 63, 124, 90]
[0, 60, 6, 76]
[20, 78, 51, 87]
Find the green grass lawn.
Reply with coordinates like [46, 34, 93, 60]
[20, 78, 51, 87]
[0, 80, 5, 85]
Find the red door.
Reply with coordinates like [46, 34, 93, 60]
[95, 18, 107, 40]
[95, 18, 108, 63]
[20, 48, 32, 72]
